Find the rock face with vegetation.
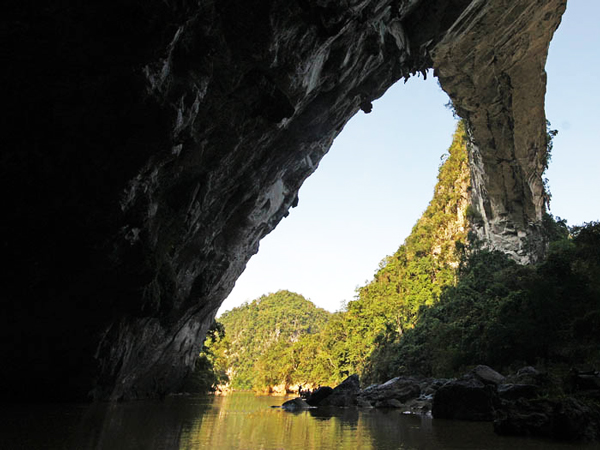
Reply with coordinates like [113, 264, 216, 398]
[197, 123, 476, 390]
[3, 0, 566, 400]
[433, 0, 566, 263]
[368, 220, 600, 382]
[220, 207, 599, 443]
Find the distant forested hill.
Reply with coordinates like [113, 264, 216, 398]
[210, 290, 331, 391]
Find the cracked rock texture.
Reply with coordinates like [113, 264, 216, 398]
[2, 0, 564, 400]
[433, 0, 566, 262]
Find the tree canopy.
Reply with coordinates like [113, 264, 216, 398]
[208, 290, 331, 391]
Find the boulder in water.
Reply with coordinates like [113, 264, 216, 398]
[282, 397, 311, 411]
[494, 397, 600, 441]
[306, 386, 334, 406]
[358, 377, 421, 405]
[320, 375, 360, 407]
[432, 378, 497, 421]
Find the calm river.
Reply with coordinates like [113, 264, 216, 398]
[1, 393, 599, 449]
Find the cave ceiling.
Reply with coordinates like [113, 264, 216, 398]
[2, 0, 566, 400]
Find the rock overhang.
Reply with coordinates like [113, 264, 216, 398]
[2, 0, 566, 400]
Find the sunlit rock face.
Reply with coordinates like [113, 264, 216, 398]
[433, 0, 567, 263]
[3, 0, 564, 400]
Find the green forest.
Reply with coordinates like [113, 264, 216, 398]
[188, 290, 332, 392]
[187, 121, 600, 393]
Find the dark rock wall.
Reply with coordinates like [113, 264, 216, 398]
[2, 0, 565, 400]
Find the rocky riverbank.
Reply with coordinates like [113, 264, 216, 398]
[279, 365, 600, 442]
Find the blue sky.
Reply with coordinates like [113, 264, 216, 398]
[219, 2, 600, 315]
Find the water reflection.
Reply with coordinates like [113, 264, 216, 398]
[0, 396, 211, 450]
[1, 394, 599, 449]
[179, 394, 370, 450]
[69, 396, 212, 449]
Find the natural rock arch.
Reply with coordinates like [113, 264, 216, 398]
[2, 0, 565, 400]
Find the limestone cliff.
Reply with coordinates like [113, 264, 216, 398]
[433, 0, 566, 262]
[2, 0, 565, 400]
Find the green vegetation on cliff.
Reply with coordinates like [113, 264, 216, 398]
[280, 120, 472, 385]
[340, 120, 472, 376]
[191, 121, 599, 392]
[191, 122, 474, 390]
[364, 219, 600, 381]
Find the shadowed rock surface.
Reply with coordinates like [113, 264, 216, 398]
[282, 397, 312, 411]
[319, 374, 362, 407]
[494, 397, 600, 441]
[432, 378, 498, 421]
[471, 365, 506, 386]
[3, 0, 565, 400]
[306, 386, 334, 406]
[294, 366, 600, 441]
[359, 377, 421, 406]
